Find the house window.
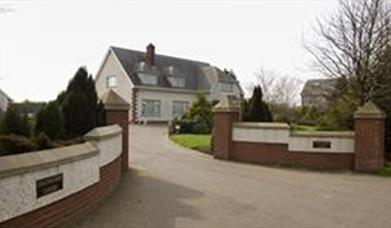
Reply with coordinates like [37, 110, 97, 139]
[220, 82, 234, 92]
[139, 73, 158, 85]
[172, 101, 189, 118]
[168, 77, 185, 88]
[141, 99, 161, 117]
[106, 75, 117, 88]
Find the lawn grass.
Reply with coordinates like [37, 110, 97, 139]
[380, 163, 391, 176]
[291, 124, 318, 131]
[170, 134, 211, 154]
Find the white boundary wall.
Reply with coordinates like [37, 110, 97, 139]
[232, 122, 355, 153]
[0, 125, 122, 223]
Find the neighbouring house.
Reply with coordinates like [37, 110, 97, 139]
[95, 43, 243, 123]
[301, 78, 337, 110]
[0, 88, 11, 112]
[13, 101, 45, 118]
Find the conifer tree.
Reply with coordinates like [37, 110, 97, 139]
[35, 101, 64, 139]
[246, 85, 273, 122]
[58, 67, 99, 137]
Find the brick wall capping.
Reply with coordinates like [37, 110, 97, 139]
[0, 142, 98, 179]
[84, 124, 122, 141]
[233, 122, 290, 130]
[213, 95, 241, 113]
[354, 100, 386, 119]
[290, 130, 355, 138]
[101, 89, 130, 111]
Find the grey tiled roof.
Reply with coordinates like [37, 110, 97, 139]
[111, 46, 213, 90]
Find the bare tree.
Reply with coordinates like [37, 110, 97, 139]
[252, 67, 303, 107]
[306, 0, 391, 106]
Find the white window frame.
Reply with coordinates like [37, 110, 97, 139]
[168, 77, 185, 88]
[220, 82, 234, 93]
[139, 73, 158, 85]
[172, 101, 189, 118]
[106, 75, 117, 88]
[141, 99, 161, 117]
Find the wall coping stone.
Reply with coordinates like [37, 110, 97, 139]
[234, 122, 290, 130]
[354, 101, 386, 119]
[290, 130, 355, 138]
[0, 142, 98, 179]
[84, 124, 122, 141]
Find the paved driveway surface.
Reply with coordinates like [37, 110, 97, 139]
[69, 125, 391, 228]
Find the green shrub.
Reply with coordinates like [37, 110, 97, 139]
[1, 105, 31, 137]
[35, 101, 65, 139]
[0, 134, 39, 156]
[187, 93, 213, 130]
[177, 119, 195, 134]
[169, 93, 214, 135]
[33, 132, 57, 150]
[54, 137, 85, 147]
[380, 163, 391, 176]
[169, 117, 211, 135]
[192, 120, 209, 134]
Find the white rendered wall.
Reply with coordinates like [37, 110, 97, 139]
[95, 50, 134, 120]
[136, 89, 197, 122]
[232, 123, 290, 144]
[232, 122, 355, 153]
[289, 133, 354, 153]
[93, 133, 122, 166]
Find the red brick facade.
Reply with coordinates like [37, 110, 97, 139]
[0, 157, 122, 228]
[213, 112, 239, 160]
[354, 118, 385, 172]
[106, 110, 129, 172]
[131, 87, 139, 124]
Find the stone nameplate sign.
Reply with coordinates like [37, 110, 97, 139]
[313, 141, 331, 149]
[36, 174, 63, 198]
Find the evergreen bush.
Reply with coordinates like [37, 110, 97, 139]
[35, 101, 65, 139]
[1, 104, 31, 137]
[0, 134, 38, 156]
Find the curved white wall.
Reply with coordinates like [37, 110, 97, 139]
[0, 125, 122, 223]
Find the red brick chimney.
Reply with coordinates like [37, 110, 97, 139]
[145, 43, 155, 65]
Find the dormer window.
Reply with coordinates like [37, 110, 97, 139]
[166, 66, 185, 88]
[168, 77, 185, 88]
[220, 82, 234, 93]
[139, 73, 158, 85]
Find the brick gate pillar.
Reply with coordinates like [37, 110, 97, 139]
[212, 96, 241, 160]
[354, 101, 386, 173]
[101, 90, 130, 173]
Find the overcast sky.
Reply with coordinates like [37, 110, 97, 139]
[0, 0, 338, 102]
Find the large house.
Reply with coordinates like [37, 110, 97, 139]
[95, 44, 243, 123]
[301, 78, 337, 110]
[0, 88, 11, 112]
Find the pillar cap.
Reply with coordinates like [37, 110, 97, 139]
[101, 89, 130, 111]
[213, 95, 241, 113]
[354, 101, 386, 119]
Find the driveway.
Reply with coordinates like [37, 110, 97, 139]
[69, 125, 391, 228]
